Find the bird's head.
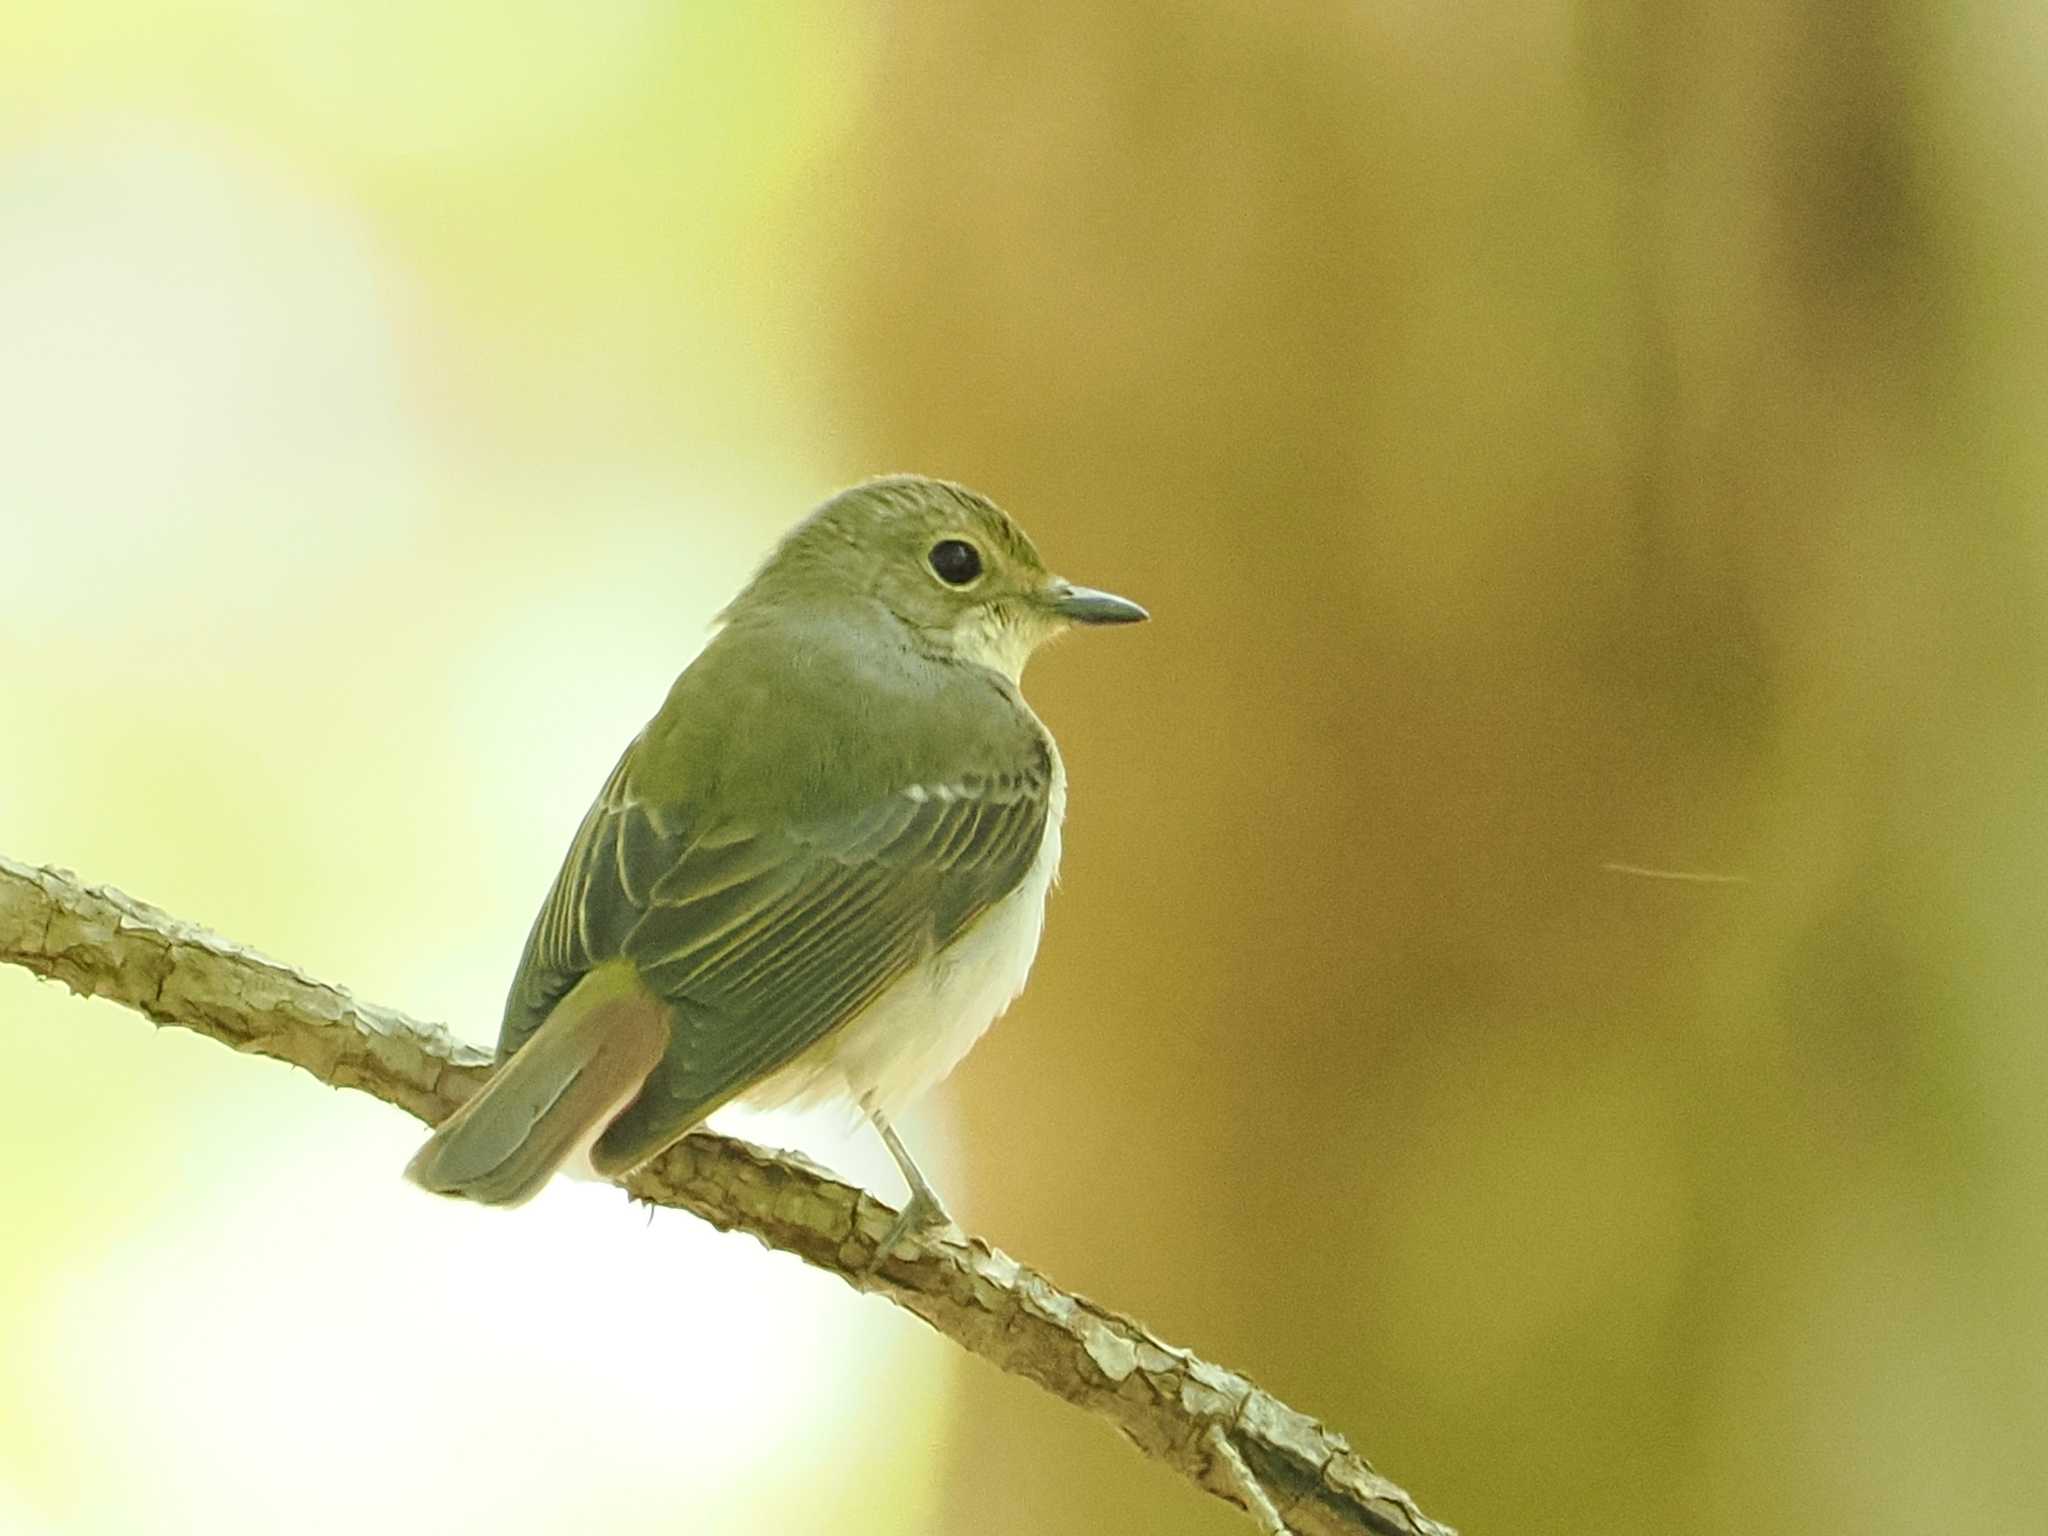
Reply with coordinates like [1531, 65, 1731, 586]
[727, 475, 1147, 680]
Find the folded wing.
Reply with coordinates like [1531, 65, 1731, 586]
[498, 735, 1052, 1178]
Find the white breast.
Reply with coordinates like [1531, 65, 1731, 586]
[745, 753, 1067, 1119]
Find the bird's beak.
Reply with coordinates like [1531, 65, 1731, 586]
[1042, 580, 1149, 626]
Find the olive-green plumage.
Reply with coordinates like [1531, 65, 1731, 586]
[406, 476, 1144, 1229]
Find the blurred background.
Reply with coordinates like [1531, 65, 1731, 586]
[3, 3, 2045, 1533]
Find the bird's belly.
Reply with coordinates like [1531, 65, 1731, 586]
[745, 772, 1066, 1118]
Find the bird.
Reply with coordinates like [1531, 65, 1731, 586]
[405, 474, 1146, 1258]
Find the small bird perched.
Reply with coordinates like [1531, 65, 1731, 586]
[406, 475, 1145, 1255]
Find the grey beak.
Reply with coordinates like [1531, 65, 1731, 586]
[1045, 581, 1149, 626]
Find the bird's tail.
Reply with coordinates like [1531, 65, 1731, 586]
[405, 961, 670, 1206]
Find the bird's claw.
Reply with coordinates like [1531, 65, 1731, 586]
[865, 1187, 960, 1272]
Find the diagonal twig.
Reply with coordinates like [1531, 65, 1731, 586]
[0, 852, 1456, 1536]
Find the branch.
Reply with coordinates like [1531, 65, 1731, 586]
[0, 853, 1455, 1536]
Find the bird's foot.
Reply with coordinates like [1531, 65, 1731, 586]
[865, 1187, 962, 1272]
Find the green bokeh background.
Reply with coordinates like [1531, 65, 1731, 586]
[5, 5, 2046, 1534]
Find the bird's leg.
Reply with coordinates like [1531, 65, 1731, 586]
[864, 1099, 960, 1264]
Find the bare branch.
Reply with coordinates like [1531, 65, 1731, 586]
[0, 852, 1455, 1536]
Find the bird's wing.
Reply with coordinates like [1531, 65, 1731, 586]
[497, 740, 646, 1062]
[585, 753, 1051, 1173]
[497, 713, 1054, 1172]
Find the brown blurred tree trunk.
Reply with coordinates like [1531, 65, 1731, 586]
[812, 2, 2048, 1532]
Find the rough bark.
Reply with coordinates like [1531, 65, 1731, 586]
[0, 852, 1454, 1536]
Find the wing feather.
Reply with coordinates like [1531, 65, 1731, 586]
[498, 743, 641, 1061]
[587, 762, 1049, 1173]
[494, 644, 1057, 1177]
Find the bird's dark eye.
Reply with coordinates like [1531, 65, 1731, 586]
[928, 538, 983, 586]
